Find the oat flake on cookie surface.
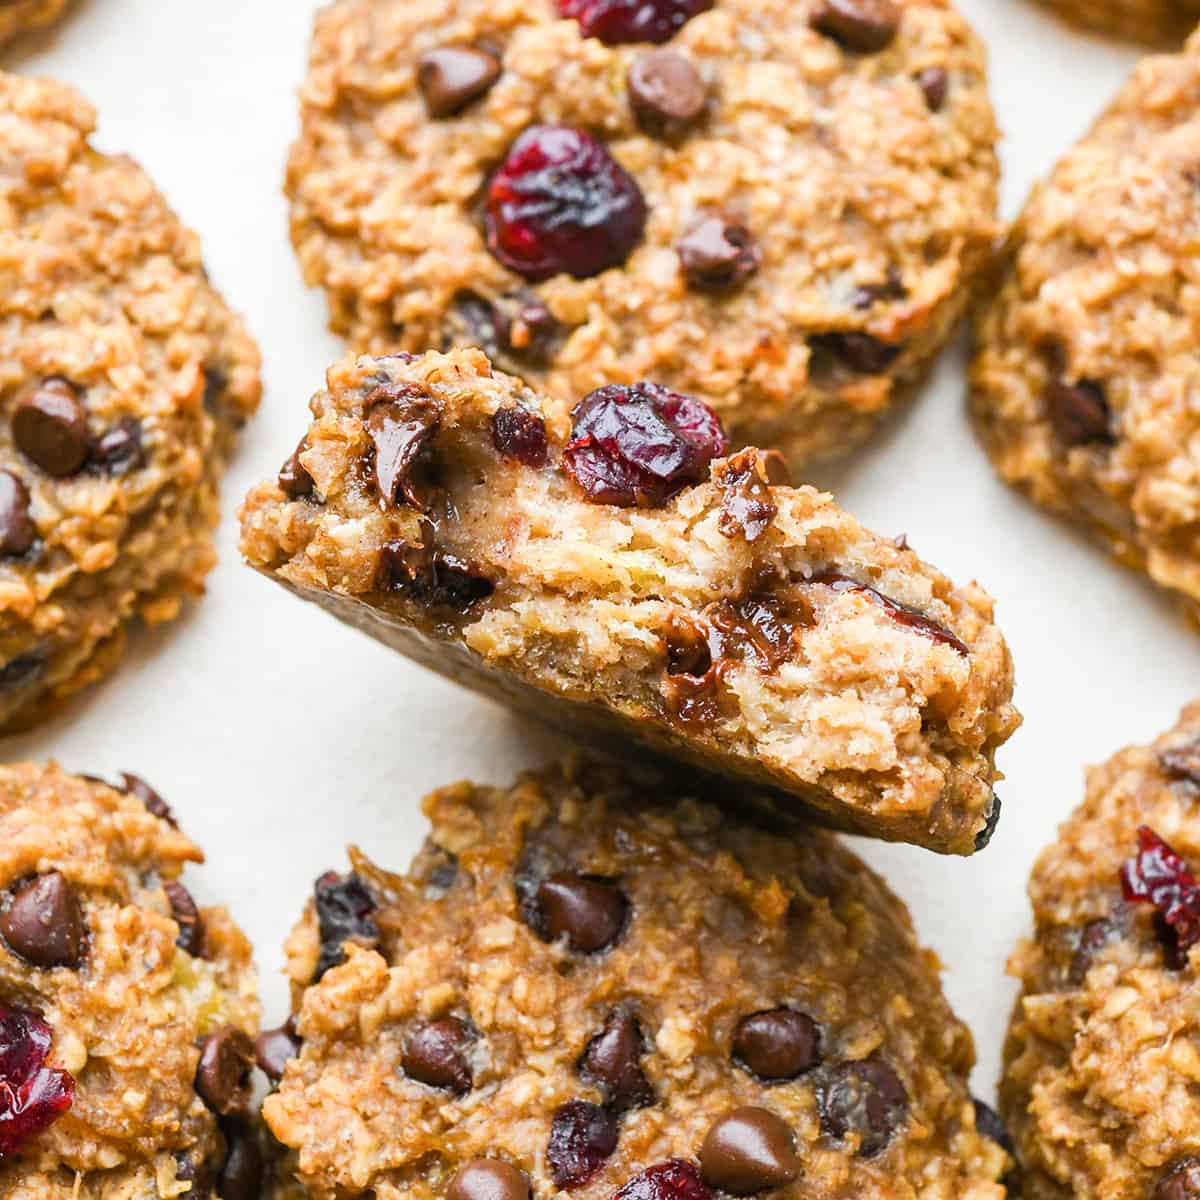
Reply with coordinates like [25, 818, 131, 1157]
[0, 72, 261, 732]
[286, 0, 999, 469]
[262, 756, 1011, 1200]
[1002, 701, 1200, 1199]
[970, 32, 1200, 624]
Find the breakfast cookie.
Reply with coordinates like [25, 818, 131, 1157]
[1030, 0, 1199, 45]
[0, 0, 70, 50]
[286, 0, 1000, 469]
[0, 71, 261, 732]
[970, 34, 1200, 622]
[240, 349, 1019, 855]
[0, 764, 267, 1198]
[261, 757, 1011, 1200]
[1002, 700, 1200, 1199]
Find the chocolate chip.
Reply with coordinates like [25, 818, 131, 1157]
[448, 1160, 531, 1200]
[547, 1101, 620, 1189]
[1155, 1158, 1200, 1200]
[492, 406, 549, 467]
[1068, 910, 1127, 985]
[365, 386, 441, 508]
[974, 793, 1001, 851]
[699, 1107, 800, 1195]
[314, 871, 379, 980]
[1162, 740, 1200, 787]
[732, 1008, 819, 1081]
[164, 880, 205, 957]
[0, 471, 34, 557]
[851, 271, 906, 309]
[971, 1098, 1013, 1155]
[0, 653, 44, 693]
[628, 49, 707, 137]
[1044, 378, 1113, 446]
[0, 872, 86, 969]
[278, 439, 315, 499]
[916, 66, 948, 111]
[579, 1009, 653, 1110]
[677, 215, 761, 290]
[12, 378, 91, 477]
[91, 419, 143, 474]
[254, 1018, 300, 1083]
[119, 772, 177, 826]
[418, 47, 502, 118]
[528, 872, 629, 954]
[217, 1117, 264, 1200]
[809, 331, 902, 374]
[195, 1026, 255, 1117]
[402, 1017, 474, 1095]
[818, 1058, 908, 1156]
[203, 367, 228, 416]
[451, 291, 562, 367]
[810, 0, 901, 51]
[378, 535, 495, 612]
[716, 449, 780, 542]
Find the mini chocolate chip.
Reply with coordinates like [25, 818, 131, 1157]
[195, 1026, 255, 1116]
[492, 406, 549, 467]
[278, 439, 315, 499]
[677, 215, 761, 290]
[217, 1117, 264, 1200]
[314, 871, 379, 980]
[628, 49, 707, 136]
[733, 1008, 819, 1081]
[1156, 1158, 1200, 1200]
[402, 1017, 474, 1094]
[810, 331, 901, 374]
[579, 1009, 653, 1110]
[971, 1098, 1014, 1155]
[203, 367, 228, 416]
[91, 419, 143, 474]
[164, 880, 205, 957]
[448, 1160, 532, 1200]
[1162, 740, 1200, 787]
[254, 1018, 300, 1083]
[851, 271, 906, 309]
[0, 872, 85, 969]
[12, 378, 91, 477]
[1044, 378, 1113, 446]
[418, 46, 502, 118]
[819, 1058, 909, 1157]
[700, 1107, 800, 1195]
[916, 66, 948, 111]
[0, 471, 34, 557]
[547, 1101, 620, 1189]
[365, 387, 441, 508]
[810, 0, 900, 51]
[120, 772, 177, 826]
[530, 873, 629, 954]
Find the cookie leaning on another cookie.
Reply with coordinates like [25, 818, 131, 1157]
[288, 0, 1000, 469]
[0, 0, 70, 50]
[0, 72, 261, 732]
[970, 33, 1200, 623]
[262, 756, 1012, 1200]
[0, 765, 266, 1198]
[1002, 701, 1200, 1199]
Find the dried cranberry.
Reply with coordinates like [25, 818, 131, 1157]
[558, 0, 714, 43]
[563, 382, 728, 507]
[486, 126, 647, 280]
[492, 406, 549, 467]
[313, 872, 379, 981]
[613, 1160, 712, 1200]
[548, 1101, 620, 1189]
[0, 1002, 74, 1160]
[1121, 826, 1200, 969]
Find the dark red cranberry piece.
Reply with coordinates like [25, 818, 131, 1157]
[1044, 378, 1113, 447]
[1156, 1158, 1200, 1200]
[563, 382, 728, 508]
[402, 1017, 474, 1095]
[614, 1159, 712, 1200]
[313, 871, 379, 980]
[492, 406, 549, 467]
[486, 126, 647, 281]
[818, 1058, 909, 1157]
[579, 1008, 653, 1110]
[732, 1008, 819, 1081]
[528, 873, 629, 953]
[0, 1001, 74, 1159]
[558, 0, 714, 44]
[1162, 739, 1200, 787]
[1120, 826, 1200, 969]
[547, 1100, 619, 1188]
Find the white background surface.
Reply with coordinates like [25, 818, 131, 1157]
[5, 0, 1198, 1106]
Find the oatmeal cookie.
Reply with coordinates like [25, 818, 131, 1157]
[262, 757, 1010, 1200]
[0, 0, 70, 50]
[1002, 701, 1200, 1199]
[0, 764, 268, 1198]
[240, 349, 1019, 855]
[1030, 0, 1199, 45]
[970, 35, 1200, 622]
[0, 71, 261, 732]
[286, 0, 1000, 469]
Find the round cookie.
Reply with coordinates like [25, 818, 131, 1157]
[0, 764, 266, 1198]
[0, 0, 70, 50]
[286, 0, 1000, 469]
[970, 35, 1200, 622]
[262, 757, 1010, 1199]
[1002, 701, 1200, 1198]
[0, 71, 261, 732]
[1030, 0, 1200, 45]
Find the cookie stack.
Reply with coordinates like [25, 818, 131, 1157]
[0, 0, 1198, 1198]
